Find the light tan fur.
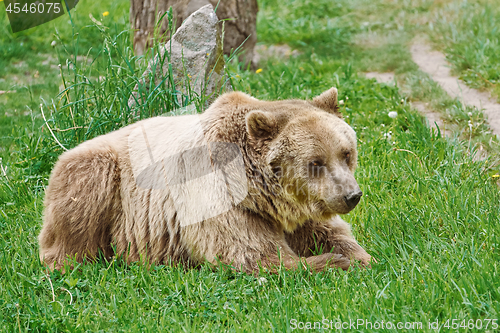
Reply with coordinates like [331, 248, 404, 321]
[39, 87, 372, 273]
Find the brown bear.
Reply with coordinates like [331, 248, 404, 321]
[38, 87, 372, 273]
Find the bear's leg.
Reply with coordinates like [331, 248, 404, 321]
[39, 147, 121, 270]
[181, 211, 353, 274]
[221, 243, 352, 273]
[199, 240, 352, 274]
[261, 252, 352, 272]
[285, 216, 372, 266]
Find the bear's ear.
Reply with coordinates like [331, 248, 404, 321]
[311, 87, 342, 118]
[246, 110, 277, 140]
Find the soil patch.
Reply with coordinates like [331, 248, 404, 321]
[365, 72, 395, 84]
[252, 44, 301, 66]
[412, 101, 451, 137]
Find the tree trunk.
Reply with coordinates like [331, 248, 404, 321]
[130, 0, 189, 56]
[130, 0, 258, 64]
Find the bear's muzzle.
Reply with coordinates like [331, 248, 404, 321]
[343, 190, 363, 210]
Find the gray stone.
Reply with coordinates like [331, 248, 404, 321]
[129, 4, 228, 111]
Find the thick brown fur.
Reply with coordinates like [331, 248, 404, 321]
[39, 87, 372, 273]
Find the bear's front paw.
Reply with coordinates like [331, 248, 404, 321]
[323, 253, 351, 271]
[349, 249, 374, 268]
[331, 253, 374, 270]
[314, 252, 374, 271]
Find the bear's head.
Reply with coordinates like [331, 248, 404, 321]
[245, 88, 362, 231]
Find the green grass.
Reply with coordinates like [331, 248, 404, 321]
[1, 0, 500, 331]
[430, 0, 500, 99]
[0, 0, 129, 158]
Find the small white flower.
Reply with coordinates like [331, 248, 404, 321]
[346, 96, 349, 100]
[388, 111, 398, 119]
[381, 124, 385, 127]
[51, 41, 56, 47]
[258, 277, 268, 285]
[468, 112, 472, 117]
[400, 99, 404, 103]
[383, 132, 392, 140]
[339, 100, 344, 105]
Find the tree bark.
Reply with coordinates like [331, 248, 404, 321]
[130, 0, 188, 56]
[130, 0, 258, 64]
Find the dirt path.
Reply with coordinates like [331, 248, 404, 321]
[410, 42, 500, 138]
[411, 101, 450, 136]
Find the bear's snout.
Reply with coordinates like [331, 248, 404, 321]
[343, 190, 363, 210]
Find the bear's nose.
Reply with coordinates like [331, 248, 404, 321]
[344, 190, 363, 209]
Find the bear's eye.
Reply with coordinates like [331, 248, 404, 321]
[308, 160, 326, 177]
[309, 160, 325, 168]
[344, 151, 351, 164]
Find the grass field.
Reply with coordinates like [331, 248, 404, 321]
[1, 0, 499, 331]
